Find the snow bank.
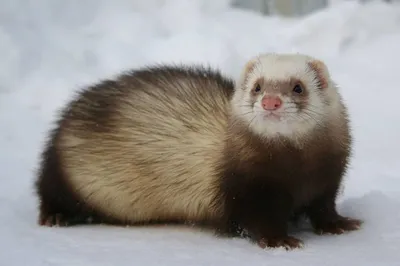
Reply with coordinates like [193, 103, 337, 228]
[1, 0, 400, 265]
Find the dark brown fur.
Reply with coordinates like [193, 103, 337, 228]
[213, 117, 361, 248]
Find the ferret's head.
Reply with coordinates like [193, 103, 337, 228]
[231, 53, 343, 140]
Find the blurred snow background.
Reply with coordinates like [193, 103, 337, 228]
[1, 0, 400, 265]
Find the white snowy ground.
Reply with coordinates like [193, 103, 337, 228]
[1, 0, 400, 265]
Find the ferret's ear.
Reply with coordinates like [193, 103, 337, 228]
[237, 58, 257, 90]
[308, 59, 330, 89]
[243, 58, 257, 74]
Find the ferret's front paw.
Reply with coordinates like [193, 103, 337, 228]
[39, 212, 70, 227]
[257, 235, 304, 250]
[314, 217, 363, 235]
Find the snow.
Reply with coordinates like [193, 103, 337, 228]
[1, 0, 400, 265]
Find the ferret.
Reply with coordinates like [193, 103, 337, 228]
[35, 53, 362, 250]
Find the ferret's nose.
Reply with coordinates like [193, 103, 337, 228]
[262, 96, 282, 110]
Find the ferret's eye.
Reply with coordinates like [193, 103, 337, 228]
[255, 84, 261, 92]
[293, 84, 303, 94]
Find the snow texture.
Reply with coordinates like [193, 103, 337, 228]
[1, 0, 400, 265]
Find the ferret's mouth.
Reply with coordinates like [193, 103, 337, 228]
[263, 111, 282, 121]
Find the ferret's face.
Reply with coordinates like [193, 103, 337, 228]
[232, 54, 339, 139]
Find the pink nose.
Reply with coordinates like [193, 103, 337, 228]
[262, 96, 282, 110]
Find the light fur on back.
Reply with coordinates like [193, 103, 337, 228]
[57, 66, 234, 223]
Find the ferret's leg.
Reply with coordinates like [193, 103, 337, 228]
[35, 142, 103, 227]
[223, 183, 304, 250]
[305, 185, 363, 235]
